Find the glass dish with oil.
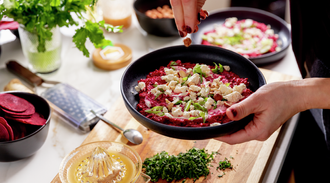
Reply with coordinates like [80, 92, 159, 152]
[59, 141, 150, 183]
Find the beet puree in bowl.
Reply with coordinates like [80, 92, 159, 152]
[121, 45, 266, 140]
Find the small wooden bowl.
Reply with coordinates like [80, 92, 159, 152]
[92, 43, 132, 71]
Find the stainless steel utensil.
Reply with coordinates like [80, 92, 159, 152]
[90, 110, 143, 145]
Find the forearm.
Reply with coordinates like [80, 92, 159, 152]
[290, 78, 330, 111]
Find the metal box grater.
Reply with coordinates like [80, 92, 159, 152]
[41, 83, 107, 133]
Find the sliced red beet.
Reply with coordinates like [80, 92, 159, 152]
[0, 93, 30, 112]
[0, 123, 10, 142]
[0, 117, 14, 140]
[5, 112, 46, 126]
[9, 121, 26, 140]
[4, 114, 33, 119]
[1, 102, 35, 116]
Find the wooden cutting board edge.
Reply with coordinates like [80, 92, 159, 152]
[51, 68, 301, 183]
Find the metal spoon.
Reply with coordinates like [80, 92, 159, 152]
[90, 110, 143, 145]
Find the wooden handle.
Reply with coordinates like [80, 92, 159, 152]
[6, 60, 44, 86]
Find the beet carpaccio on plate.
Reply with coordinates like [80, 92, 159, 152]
[134, 60, 253, 127]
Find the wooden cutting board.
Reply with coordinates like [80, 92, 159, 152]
[51, 68, 301, 183]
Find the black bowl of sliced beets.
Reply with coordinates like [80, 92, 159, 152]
[0, 91, 51, 162]
[121, 45, 266, 140]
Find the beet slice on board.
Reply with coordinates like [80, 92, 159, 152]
[5, 112, 47, 126]
[0, 123, 10, 142]
[0, 117, 14, 140]
[0, 94, 30, 112]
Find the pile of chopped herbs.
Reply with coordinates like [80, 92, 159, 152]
[217, 157, 233, 170]
[142, 148, 215, 182]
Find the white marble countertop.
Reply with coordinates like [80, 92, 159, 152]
[0, 15, 301, 183]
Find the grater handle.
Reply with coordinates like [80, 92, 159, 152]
[6, 60, 44, 86]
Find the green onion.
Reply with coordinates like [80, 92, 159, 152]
[174, 100, 183, 105]
[188, 116, 200, 120]
[170, 61, 178, 66]
[155, 92, 163, 99]
[153, 84, 158, 87]
[181, 74, 190, 86]
[225, 83, 230, 87]
[193, 64, 206, 77]
[219, 64, 224, 73]
[200, 74, 203, 83]
[200, 111, 207, 123]
[145, 106, 163, 113]
[184, 100, 192, 111]
[211, 62, 219, 73]
[193, 103, 207, 112]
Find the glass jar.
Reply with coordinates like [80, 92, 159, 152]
[100, 0, 133, 29]
[18, 25, 62, 73]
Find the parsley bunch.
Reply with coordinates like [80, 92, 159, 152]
[142, 148, 215, 182]
[0, 0, 122, 57]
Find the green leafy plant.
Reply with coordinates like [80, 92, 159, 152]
[0, 0, 122, 57]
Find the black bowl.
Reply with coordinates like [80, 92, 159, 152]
[134, 0, 178, 37]
[121, 45, 266, 140]
[191, 7, 291, 65]
[0, 92, 51, 162]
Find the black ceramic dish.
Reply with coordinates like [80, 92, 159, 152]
[134, 0, 178, 37]
[191, 7, 291, 65]
[121, 45, 266, 140]
[0, 92, 51, 162]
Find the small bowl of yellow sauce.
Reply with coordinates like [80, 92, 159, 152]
[59, 141, 150, 183]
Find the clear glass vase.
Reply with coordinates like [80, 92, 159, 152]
[18, 26, 62, 73]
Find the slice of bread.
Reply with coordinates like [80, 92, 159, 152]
[3, 78, 34, 93]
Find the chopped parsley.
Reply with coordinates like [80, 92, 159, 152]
[142, 148, 215, 182]
[217, 158, 233, 170]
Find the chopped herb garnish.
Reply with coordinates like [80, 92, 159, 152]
[225, 83, 230, 87]
[170, 61, 178, 66]
[219, 64, 224, 73]
[200, 111, 207, 123]
[174, 100, 183, 105]
[153, 84, 158, 87]
[189, 116, 200, 120]
[158, 88, 165, 92]
[193, 103, 207, 112]
[198, 98, 206, 105]
[145, 106, 164, 114]
[142, 148, 215, 182]
[221, 98, 228, 101]
[193, 64, 207, 77]
[155, 92, 163, 99]
[181, 74, 191, 86]
[212, 62, 219, 73]
[184, 100, 192, 111]
[217, 158, 233, 170]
